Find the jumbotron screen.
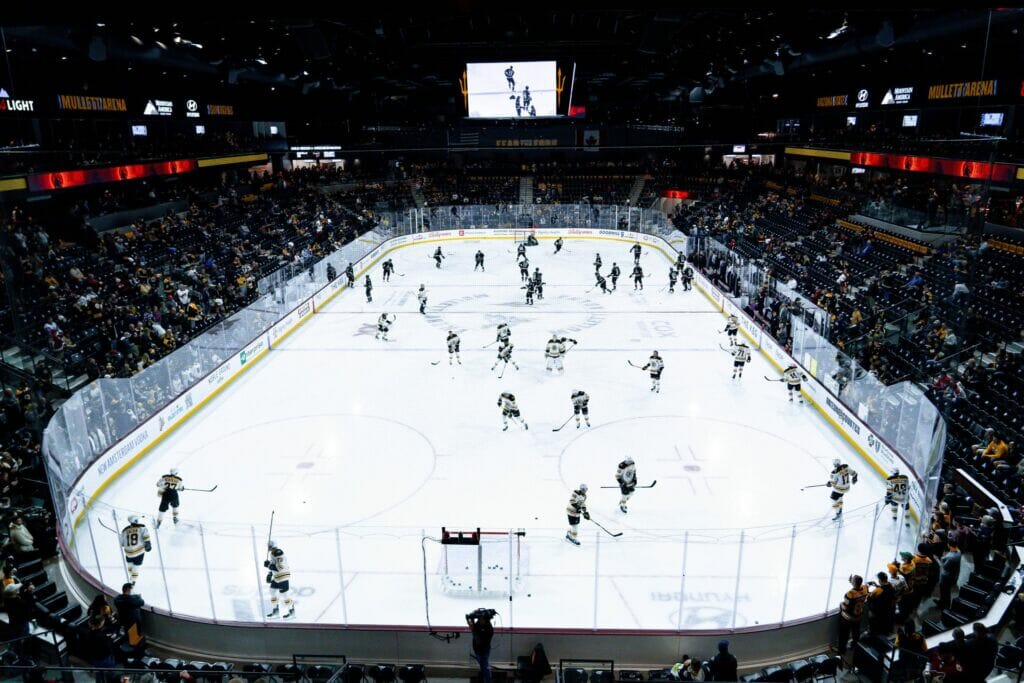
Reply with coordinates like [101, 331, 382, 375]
[466, 61, 558, 118]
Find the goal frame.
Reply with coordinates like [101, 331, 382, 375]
[440, 527, 526, 598]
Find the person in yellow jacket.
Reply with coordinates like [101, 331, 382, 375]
[837, 574, 869, 656]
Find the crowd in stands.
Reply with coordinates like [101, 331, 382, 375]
[0, 168, 401, 384]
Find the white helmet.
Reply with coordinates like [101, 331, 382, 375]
[892, 467, 900, 476]
[268, 539, 277, 550]
[833, 458, 841, 468]
[128, 515, 140, 525]
[170, 468, 179, 476]
[624, 457, 634, 466]
[579, 483, 588, 493]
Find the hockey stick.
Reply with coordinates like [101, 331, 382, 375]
[800, 483, 829, 491]
[266, 510, 276, 560]
[552, 414, 576, 432]
[764, 376, 784, 381]
[600, 480, 657, 489]
[587, 517, 623, 538]
[188, 485, 218, 493]
[97, 518, 119, 534]
[431, 361, 442, 366]
[719, 344, 734, 353]
[482, 340, 498, 348]
[627, 360, 646, 369]
[498, 361, 509, 379]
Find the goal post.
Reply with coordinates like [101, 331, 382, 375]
[439, 527, 526, 598]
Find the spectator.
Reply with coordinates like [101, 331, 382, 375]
[87, 594, 116, 630]
[968, 623, 997, 681]
[930, 640, 964, 681]
[708, 639, 737, 681]
[4, 582, 32, 655]
[81, 614, 117, 681]
[896, 620, 928, 655]
[867, 572, 895, 635]
[837, 574, 868, 657]
[466, 609, 495, 683]
[9, 516, 35, 553]
[113, 582, 144, 637]
[981, 434, 1009, 460]
[937, 543, 962, 610]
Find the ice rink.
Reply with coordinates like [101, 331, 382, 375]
[70, 236, 906, 630]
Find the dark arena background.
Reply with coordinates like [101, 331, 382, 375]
[0, 8, 1023, 682]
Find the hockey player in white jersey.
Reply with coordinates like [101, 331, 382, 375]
[376, 313, 395, 340]
[495, 323, 511, 345]
[545, 336, 576, 373]
[782, 365, 808, 403]
[264, 540, 294, 618]
[826, 459, 859, 520]
[498, 392, 528, 431]
[642, 351, 664, 392]
[120, 515, 151, 583]
[724, 315, 740, 345]
[565, 484, 589, 545]
[731, 342, 751, 380]
[885, 468, 910, 524]
[571, 390, 591, 428]
[616, 458, 637, 513]
[417, 285, 428, 314]
[155, 468, 183, 528]
[492, 340, 519, 371]
[446, 331, 461, 365]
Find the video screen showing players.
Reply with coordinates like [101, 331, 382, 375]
[466, 61, 558, 118]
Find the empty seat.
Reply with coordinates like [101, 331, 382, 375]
[274, 663, 304, 682]
[564, 668, 588, 683]
[398, 665, 426, 683]
[369, 664, 397, 683]
[341, 663, 367, 683]
[590, 670, 613, 683]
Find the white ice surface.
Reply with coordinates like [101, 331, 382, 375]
[71, 237, 906, 630]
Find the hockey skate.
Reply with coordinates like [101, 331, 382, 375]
[266, 606, 279, 618]
[283, 606, 296, 619]
[502, 424, 509, 432]
[832, 509, 843, 521]
[173, 516, 179, 525]
[155, 519, 161, 529]
[565, 533, 580, 546]
[620, 504, 628, 514]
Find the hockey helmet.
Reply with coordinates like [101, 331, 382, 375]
[268, 539, 277, 550]
[624, 457, 634, 466]
[652, 350, 660, 357]
[833, 458, 841, 468]
[128, 515, 140, 525]
[170, 468, 179, 476]
[579, 483, 588, 493]
[891, 467, 900, 476]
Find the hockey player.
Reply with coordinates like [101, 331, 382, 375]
[610, 263, 621, 290]
[120, 515, 151, 584]
[382, 259, 394, 282]
[526, 233, 539, 246]
[264, 540, 294, 618]
[364, 275, 373, 303]
[642, 351, 664, 392]
[326, 263, 337, 282]
[675, 252, 686, 272]
[668, 267, 677, 293]
[474, 250, 485, 272]
[565, 484, 589, 545]
[594, 273, 611, 294]
[629, 242, 642, 265]
[519, 256, 530, 282]
[533, 268, 544, 299]
[616, 457, 637, 513]
[155, 468, 183, 528]
[724, 315, 739, 345]
[682, 264, 693, 291]
[522, 279, 536, 305]
[517, 242, 527, 261]
[594, 253, 603, 273]
[433, 246, 445, 269]
[447, 331, 461, 365]
[496, 323, 511, 345]
[417, 285, 428, 314]
[546, 336, 577, 373]
[885, 469, 910, 523]
[492, 340, 519, 371]
[631, 265, 645, 290]
[554, 237, 564, 254]
[497, 391, 528, 431]
[345, 263, 355, 286]
[376, 313, 395, 341]
[782, 365, 808, 403]
[571, 390, 591, 428]
[731, 342, 751, 379]
[827, 459, 859, 520]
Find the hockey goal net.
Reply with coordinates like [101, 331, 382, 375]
[439, 528, 526, 598]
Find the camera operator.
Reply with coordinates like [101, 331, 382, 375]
[466, 608, 495, 683]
